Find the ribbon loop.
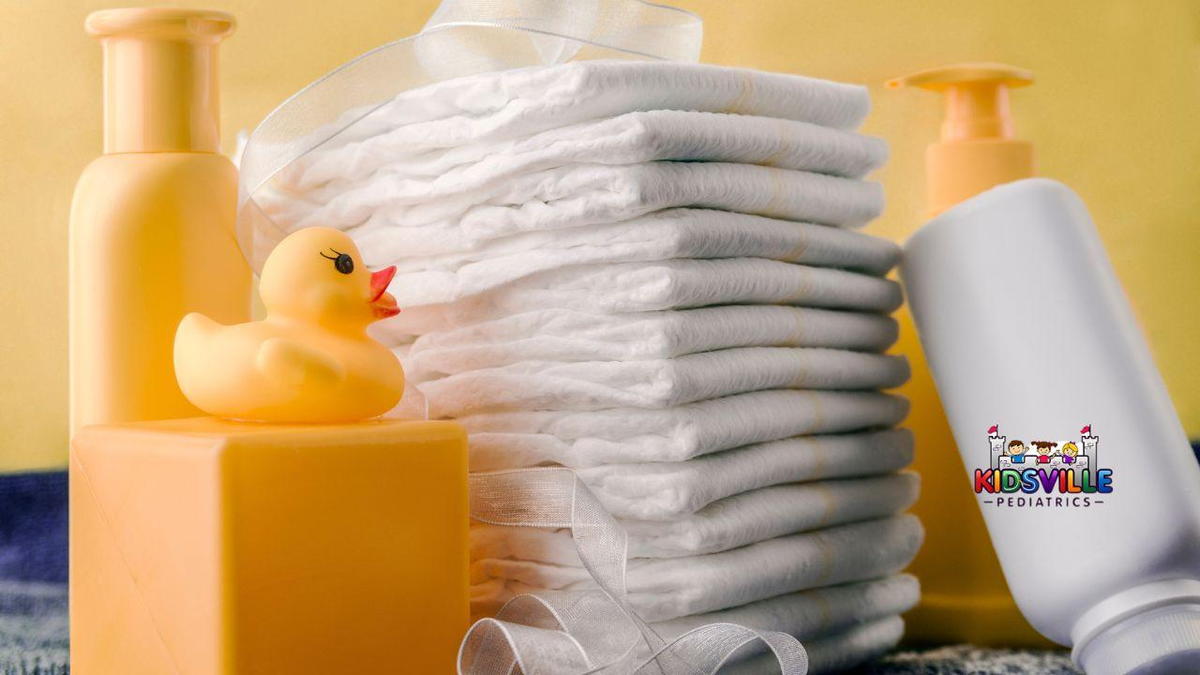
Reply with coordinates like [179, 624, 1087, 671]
[464, 469, 809, 674]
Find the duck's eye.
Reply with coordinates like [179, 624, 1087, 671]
[320, 249, 355, 275]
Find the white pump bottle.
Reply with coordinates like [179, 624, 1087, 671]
[899, 63, 1200, 674]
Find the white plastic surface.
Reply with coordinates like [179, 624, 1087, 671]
[1076, 600, 1200, 675]
[901, 178, 1200, 667]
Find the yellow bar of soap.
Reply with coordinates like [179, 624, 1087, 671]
[70, 417, 468, 674]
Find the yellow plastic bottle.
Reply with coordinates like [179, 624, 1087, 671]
[886, 63, 1047, 645]
[70, 8, 251, 435]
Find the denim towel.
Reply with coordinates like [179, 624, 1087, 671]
[0, 581, 68, 675]
[0, 471, 66, 584]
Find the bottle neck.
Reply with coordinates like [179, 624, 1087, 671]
[100, 36, 221, 154]
[929, 83, 1032, 215]
[87, 9, 235, 154]
[942, 83, 1014, 142]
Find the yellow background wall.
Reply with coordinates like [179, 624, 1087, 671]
[2, 0, 1198, 470]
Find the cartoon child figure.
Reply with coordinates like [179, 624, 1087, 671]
[1061, 442, 1079, 464]
[1033, 441, 1058, 464]
[1007, 440, 1027, 463]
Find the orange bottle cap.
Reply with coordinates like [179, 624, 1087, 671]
[889, 63, 1036, 215]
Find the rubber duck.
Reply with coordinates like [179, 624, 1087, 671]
[174, 227, 404, 423]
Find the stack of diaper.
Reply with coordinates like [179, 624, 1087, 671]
[262, 61, 921, 672]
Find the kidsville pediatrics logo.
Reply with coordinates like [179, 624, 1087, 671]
[974, 425, 1114, 508]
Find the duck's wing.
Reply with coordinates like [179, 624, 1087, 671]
[175, 312, 224, 368]
[255, 337, 346, 388]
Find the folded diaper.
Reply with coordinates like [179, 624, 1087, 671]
[471, 472, 919, 562]
[723, 615, 906, 675]
[384, 258, 903, 335]
[653, 574, 919, 643]
[584, 430, 914, 519]
[393, 307, 900, 375]
[319, 60, 872, 153]
[471, 514, 923, 622]
[367, 208, 899, 307]
[415, 347, 909, 417]
[805, 616, 907, 675]
[285, 110, 888, 196]
[624, 474, 918, 555]
[268, 163, 884, 258]
[463, 389, 909, 470]
[583, 431, 916, 519]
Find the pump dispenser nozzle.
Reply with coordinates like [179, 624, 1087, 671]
[888, 63, 1034, 216]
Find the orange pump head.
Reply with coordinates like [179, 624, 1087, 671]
[888, 63, 1035, 216]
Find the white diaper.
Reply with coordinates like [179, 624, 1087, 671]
[284, 110, 887, 195]
[260, 163, 883, 263]
[364, 210, 898, 311]
[321, 60, 872, 152]
[807, 616, 908, 675]
[653, 574, 919, 643]
[615, 473, 920, 555]
[337, 161, 880, 242]
[471, 514, 923, 621]
[461, 389, 910, 469]
[468, 576, 915, 669]
[414, 347, 909, 417]
[390, 307, 900, 375]
[581, 430, 915, 519]
[383, 258, 902, 335]
[471, 472, 919, 561]
[724, 616, 906, 675]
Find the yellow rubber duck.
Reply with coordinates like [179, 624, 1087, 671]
[174, 227, 404, 423]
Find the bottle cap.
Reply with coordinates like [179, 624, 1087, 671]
[1072, 580, 1200, 675]
[888, 63, 1035, 215]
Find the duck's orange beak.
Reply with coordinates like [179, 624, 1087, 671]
[369, 266, 400, 319]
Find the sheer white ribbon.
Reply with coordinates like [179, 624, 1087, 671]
[463, 469, 808, 674]
[237, 1, 809, 672]
[237, 0, 701, 271]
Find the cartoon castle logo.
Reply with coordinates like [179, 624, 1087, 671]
[976, 424, 1113, 506]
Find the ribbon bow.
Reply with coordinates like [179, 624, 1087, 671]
[464, 469, 808, 674]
